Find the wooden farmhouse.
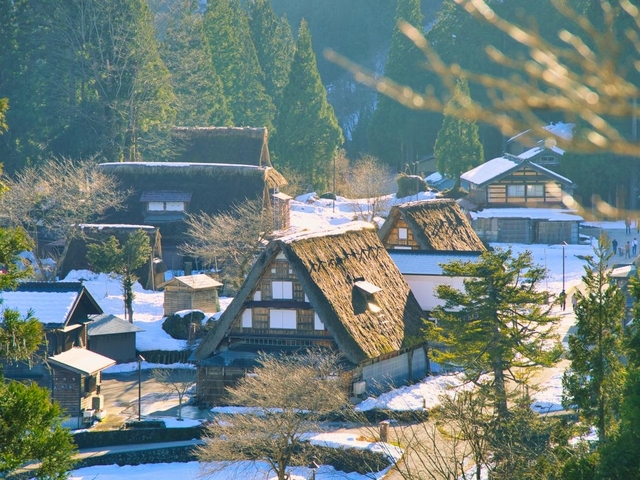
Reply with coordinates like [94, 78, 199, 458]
[377, 199, 486, 312]
[163, 274, 223, 316]
[193, 223, 427, 406]
[460, 155, 581, 244]
[378, 199, 486, 252]
[87, 314, 144, 363]
[97, 127, 287, 258]
[0, 282, 115, 428]
[461, 154, 574, 209]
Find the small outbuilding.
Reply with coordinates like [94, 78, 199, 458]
[87, 314, 145, 363]
[163, 274, 223, 316]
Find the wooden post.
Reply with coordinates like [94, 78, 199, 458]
[379, 420, 390, 443]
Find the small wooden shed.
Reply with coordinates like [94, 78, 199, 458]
[163, 274, 223, 316]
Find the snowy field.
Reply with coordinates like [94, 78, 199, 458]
[65, 193, 616, 479]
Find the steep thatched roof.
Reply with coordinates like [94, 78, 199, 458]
[379, 199, 486, 252]
[195, 223, 425, 365]
[97, 162, 286, 231]
[171, 126, 272, 167]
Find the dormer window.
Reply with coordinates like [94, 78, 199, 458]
[140, 191, 192, 216]
[354, 279, 382, 313]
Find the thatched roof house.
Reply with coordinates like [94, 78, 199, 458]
[171, 126, 272, 166]
[96, 127, 286, 247]
[194, 223, 428, 405]
[378, 199, 486, 252]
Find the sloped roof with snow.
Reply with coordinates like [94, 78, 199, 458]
[165, 274, 223, 290]
[378, 199, 486, 252]
[518, 145, 565, 160]
[507, 122, 575, 144]
[0, 282, 102, 327]
[196, 225, 425, 364]
[461, 156, 573, 188]
[47, 347, 116, 375]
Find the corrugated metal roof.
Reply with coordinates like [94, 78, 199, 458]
[88, 314, 144, 336]
[47, 347, 116, 375]
[140, 191, 192, 202]
[389, 251, 483, 275]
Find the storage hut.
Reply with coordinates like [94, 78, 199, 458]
[163, 274, 223, 316]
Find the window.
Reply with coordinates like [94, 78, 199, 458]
[242, 309, 252, 328]
[537, 155, 557, 165]
[146, 201, 185, 212]
[398, 227, 408, 240]
[165, 201, 185, 211]
[272, 281, 293, 299]
[507, 185, 525, 197]
[270, 309, 296, 329]
[314, 313, 325, 331]
[253, 290, 261, 301]
[526, 184, 544, 197]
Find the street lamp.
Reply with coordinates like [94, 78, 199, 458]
[137, 354, 145, 421]
[561, 241, 567, 310]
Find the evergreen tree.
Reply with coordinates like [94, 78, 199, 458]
[367, 0, 432, 169]
[248, 0, 295, 110]
[563, 236, 627, 444]
[434, 77, 483, 192]
[431, 248, 561, 420]
[204, 0, 275, 129]
[162, 0, 232, 127]
[0, 381, 76, 478]
[87, 230, 152, 323]
[273, 20, 343, 191]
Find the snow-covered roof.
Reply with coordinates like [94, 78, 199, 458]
[0, 282, 102, 326]
[518, 144, 565, 159]
[0, 290, 78, 325]
[47, 347, 116, 375]
[388, 251, 483, 276]
[166, 274, 223, 289]
[99, 162, 262, 170]
[79, 223, 156, 230]
[470, 208, 584, 222]
[507, 122, 575, 144]
[461, 155, 573, 187]
[460, 156, 518, 185]
[277, 221, 375, 244]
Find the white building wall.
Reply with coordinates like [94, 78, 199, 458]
[403, 275, 465, 311]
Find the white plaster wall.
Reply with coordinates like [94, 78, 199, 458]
[404, 275, 465, 311]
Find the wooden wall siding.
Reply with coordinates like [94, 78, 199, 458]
[486, 174, 565, 206]
[272, 196, 291, 231]
[257, 259, 303, 300]
[164, 286, 219, 315]
[89, 333, 137, 363]
[51, 368, 82, 416]
[385, 219, 419, 249]
[196, 365, 247, 406]
[46, 327, 87, 356]
[472, 217, 579, 244]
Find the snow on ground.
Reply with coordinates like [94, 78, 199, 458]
[70, 460, 388, 480]
[355, 373, 475, 412]
[63, 194, 613, 477]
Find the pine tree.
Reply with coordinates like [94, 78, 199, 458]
[204, 0, 275, 129]
[273, 20, 343, 191]
[248, 0, 295, 110]
[367, 0, 431, 169]
[563, 236, 627, 444]
[431, 248, 561, 420]
[161, 0, 232, 127]
[434, 77, 484, 192]
[87, 230, 153, 323]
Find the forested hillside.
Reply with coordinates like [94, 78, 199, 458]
[1, 0, 638, 204]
